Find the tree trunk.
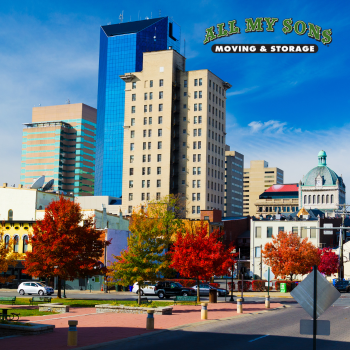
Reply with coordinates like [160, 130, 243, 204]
[57, 277, 62, 298]
[138, 282, 141, 305]
[197, 278, 200, 303]
[290, 274, 293, 281]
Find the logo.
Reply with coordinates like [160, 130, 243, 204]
[204, 18, 332, 53]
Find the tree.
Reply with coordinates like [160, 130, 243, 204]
[108, 195, 185, 304]
[169, 224, 236, 302]
[262, 232, 320, 281]
[318, 247, 338, 276]
[23, 197, 108, 298]
[0, 224, 19, 284]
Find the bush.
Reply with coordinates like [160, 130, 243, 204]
[237, 281, 251, 292]
[228, 282, 235, 291]
[275, 280, 294, 292]
[209, 283, 220, 288]
[252, 280, 266, 292]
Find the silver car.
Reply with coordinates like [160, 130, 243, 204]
[17, 282, 54, 296]
[192, 284, 228, 296]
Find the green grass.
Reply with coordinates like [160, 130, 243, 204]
[10, 309, 55, 317]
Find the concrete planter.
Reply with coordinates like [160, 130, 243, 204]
[95, 304, 172, 315]
[0, 323, 54, 335]
[39, 303, 69, 313]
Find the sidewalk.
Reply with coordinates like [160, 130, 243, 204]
[0, 301, 284, 349]
[232, 291, 292, 298]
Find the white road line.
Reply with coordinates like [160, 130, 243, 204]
[344, 306, 350, 309]
[249, 334, 270, 342]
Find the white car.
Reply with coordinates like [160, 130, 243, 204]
[18, 282, 54, 296]
[132, 281, 156, 295]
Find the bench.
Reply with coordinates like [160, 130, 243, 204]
[30, 296, 52, 305]
[174, 296, 197, 305]
[0, 297, 16, 305]
[139, 297, 152, 305]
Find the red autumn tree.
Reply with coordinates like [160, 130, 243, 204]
[169, 224, 236, 302]
[24, 197, 109, 298]
[318, 247, 338, 276]
[262, 232, 320, 281]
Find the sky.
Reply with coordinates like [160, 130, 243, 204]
[0, 1, 349, 200]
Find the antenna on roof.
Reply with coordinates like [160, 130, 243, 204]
[119, 11, 124, 23]
[66, 99, 70, 104]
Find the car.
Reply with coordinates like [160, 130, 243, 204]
[17, 282, 54, 296]
[154, 281, 196, 299]
[132, 281, 156, 295]
[334, 280, 350, 292]
[191, 283, 229, 297]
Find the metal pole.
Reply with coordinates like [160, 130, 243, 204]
[260, 244, 262, 280]
[240, 248, 243, 301]
[230, 261, 234, 302]
[313, 265, 317, 350]
[268, 267, 270, 297]
[63, 280, 66, 298]
[225, 272, 227, 302]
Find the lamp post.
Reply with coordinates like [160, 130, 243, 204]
[230, 249, 236, 302]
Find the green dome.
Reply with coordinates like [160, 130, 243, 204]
[318, 150, 327, 157]
[303, 166, 340, 186]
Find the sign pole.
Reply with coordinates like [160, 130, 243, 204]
[268, 267, 270, 297]
[313, 265, 317, 350]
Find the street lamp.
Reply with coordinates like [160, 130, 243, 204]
[230, 249, 236, 302]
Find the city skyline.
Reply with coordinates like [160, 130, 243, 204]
[0, 1, 349, 202]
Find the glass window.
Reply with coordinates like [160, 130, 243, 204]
[255, 227, 261, 238]
[193, 167, 197, 175]
[193, 142, 197, 149]
[13, 236, 19, 253]
[158, 129, 162, 136]
[148, 155, 151, 162]
[310, 227, 317, 238]
[144, 119, 147, 126]
[278, 227, 284, 234]
[132, 82, 136, 89]
[142, 167, 145, 175]
[197, 167, 201, 175]
[267, 227, 273, 238]
[142, 180, 145, 188]
[199, 103, 202, 111]
[131, 118, 135, 126]
[301, 227, 307, 238]
[199, 116, 202, 124]
[197, 180, 201, 188]
[199, 78, 202, 86]
[149, 92, 153, 100]
[197, 193, 200, 201]
[194, 91, 198, 99]
[141, 193, 145, 200]
[183, 104, 187, 109]
[192, 193, 196, 201]
[148, 129, 152, 137]
[255, 246, 261, 258]
[130, 143, 134, 151]
[194, 104, 197, 111]
[184, 80, 187, 87]
[199, 91, 202, 98]
[192, 180, 196, 188]
[198, 141, 201, 149]
[157, 154, 162, 162]
[159, 79, 164, 87]
[157, 167, 161, 175]
[131, 106, 135, 113]
[132, 94, 136, 101]
[193, 154, 196, 162]
[129, 168, 134, 175]
[158, 116, 163, 124]
[149, 104, 152, 112]
[150, 80, 153, 87]
[292, 227, 298, 234]
[129, 193, 133, 200]
[156, 192, 161, 200]
[144, 93, 148, 100]
[144, 105, 147, 112]
[23, 236, 28, 253]
[129, 180, 133, 188]
[198, 154, 201, 162]
[147, 167, 151, 175]
[192, 206, 196, 214]
[158, 141, 162, 149]
[194, 79, 198, 86]
[143, 142, 146, 150]
[148, 142, 151, 150]
[198, 128, 202, 136]
[130, 130, 135, 138]
[130, 155, 134, 163]
[159, 104, 163, 111]
[194, 116, 197, 124]
[159, 91, 163, 99]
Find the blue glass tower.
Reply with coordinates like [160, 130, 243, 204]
[95, 17, 181, 197]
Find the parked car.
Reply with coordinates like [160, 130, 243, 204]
[132, 281, 156, 295]
[154, 281, 196, 299]
[334, 280, 350, 292]
[191, 284, 229, 297]
[17, 282, 54, 296]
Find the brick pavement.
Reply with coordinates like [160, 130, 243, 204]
[0, 302, 282, 349]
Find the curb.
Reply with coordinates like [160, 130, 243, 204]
[75, 305, 289, 350]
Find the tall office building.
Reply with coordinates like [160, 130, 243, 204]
[95, 17, 181, 197]
[243, 160, 284, 216]
[121, 49, 231, 218]
[21, 104, 96, 195]
[224, 147, 244, 217]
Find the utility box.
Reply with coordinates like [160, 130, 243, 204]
[280, 283, 287, 293]
[209, 289, 217, 303]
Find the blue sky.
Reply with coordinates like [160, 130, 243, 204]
[1, 1, 349, 200]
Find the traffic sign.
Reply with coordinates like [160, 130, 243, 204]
[263, 270, 275, 280]
[300, 320, 330, 336]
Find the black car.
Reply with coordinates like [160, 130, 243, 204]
[334, 280, 350, 292]
[154, 281, 196, 299]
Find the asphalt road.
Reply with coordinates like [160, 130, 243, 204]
[89, 301, 350, 350]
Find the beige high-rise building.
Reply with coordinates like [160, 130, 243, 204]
[120, 49, 231, 218]
[243, 160, 284, 216]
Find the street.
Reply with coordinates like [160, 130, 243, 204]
[88, 299, 350, 350]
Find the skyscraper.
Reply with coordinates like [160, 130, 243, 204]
[95, 17, 181, 197]
[21, 103, 96, 195]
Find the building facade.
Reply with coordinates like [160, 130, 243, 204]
[255, 184, 299, 218]
[94, 17, 181, 198]
[21, 103, 96, 196]
[299, 151, 346, 213]
[243, 160, 284, 217]
[121, 49, 230, 218]
[224, 147, 244, 217]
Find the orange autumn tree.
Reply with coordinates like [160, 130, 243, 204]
[262, 231, 320, 281]
[24, 197, 108, 298]
[170, 224, 236, 302]
[0, 223, 19, 284]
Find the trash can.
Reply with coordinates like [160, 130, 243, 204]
[280, 283, 287, 293]
[128, 285, 133, 292]
[209, 289, 217, 303]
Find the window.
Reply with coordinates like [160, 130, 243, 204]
[128, 206, 132, 213]
[199, 78, 202, 86]
[192, 193, 196, 201]
[331, 195, 334, 203]
[310, 227, 317, 238]
[144, 105, 147, 112]
[194, 79, 198, 86]
[13, 235, 19, 253]
[130, 155, 134, 163]
[183, 104, 187, 109]
[129, 180, 133, 188]
[197, 206, 200, 214]
[193, 142, 197, 149]
[150, 92, 153, 100]
[132, 82, 136, 89]
[198, 141, 201, 149]
[292, 227, 298, 234]
[194, 91, 198, 99]
[158, 116, 163, 124]
[130, 143, 134, 151]
[142, 167, 145, 175]
[158, 129, 162, 136]
[193, 154, 196, 162]
[158, 141, 162, 149]
[194, 116, 197, 124]
[255, 246, 261, 258]
[198, 154, 201, 162]
[192, 206, 196, 214]
[193, 167, 197, 175]
[199, 91, 202, 98]
[278, 227, 284, 234]
[199, 116, 202, 123]
[23, 236, 28, 253]
[267, 227, 273, 238]
[131, 106, 135, 113]
[157, 167, 161, 175]
[132, 94, 136, 101]
[147, 193, 150, 200]
[147, 167, 151, 175]
[148, 142, 151, 150]
[149, 117, 152, 124]
[149, 105, 152, 112]
[159, 79, 164, 87]
[199, 103, 202, 111]
[148, 129, 152, 137]
[148, 155, 151, 162]
[129, 168, 134, 175]
[184, 80, 188, 87]
[209, 80, 211, 87]
[255, 227, 261, 238]
[141, 193, 145, 200]
[197, 180, 201, 188]
[143, 142, 146, 150]
[197, 193, 201, 201]
[197, 167, 201, 175]
[150, 80, 153, 87]
[156, 192, 161, 200]
[157, 154, 162, 162]
[198, 128, 202, 136]
[143, 129, 147, 137]
[144, 93, 148, 100]
[301, 227, 307, 238]
[159, 104, 163, 111]
[157, 180, 161, 187]
[142, 180, 145, 188]
[130, 130, 135, 138]
[192, 180, 196, 188]
[159, 91, 163, 99]
[194, 104, 197, 111]
[131, 118, 135, 126]
[129, 193, 133, 200]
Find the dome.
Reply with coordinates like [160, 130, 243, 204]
[302, 150, 341, 186]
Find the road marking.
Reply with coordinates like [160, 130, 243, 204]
[249, 335, 270, 342]
[344, 306, 350, 309]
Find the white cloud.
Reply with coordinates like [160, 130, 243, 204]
[226, 86, 258, 96]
